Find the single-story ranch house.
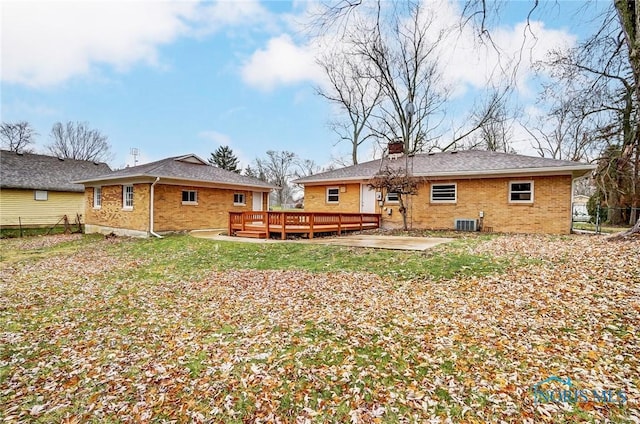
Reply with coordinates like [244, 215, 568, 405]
[294, 149, 596, 234]
[75, 154, 276, 237]
[0, 150, 111, 228]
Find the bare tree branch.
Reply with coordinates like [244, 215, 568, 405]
[46, 121, 113, 163]
[1, 121, 37, 153]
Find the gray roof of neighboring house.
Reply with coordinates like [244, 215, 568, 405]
[294, 150, 596, 184]
[74, 154, 277, 190]
[0, 150, 112, 192]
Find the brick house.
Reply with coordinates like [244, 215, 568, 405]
[294, 150, 595, 234]
[0, 150, 111, 228]
[75, 154, 275, 237]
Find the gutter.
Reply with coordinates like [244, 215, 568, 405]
[296, 165, 597, 185]
[149, 177, 163, 238]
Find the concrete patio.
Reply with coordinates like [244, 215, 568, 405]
[190, 230, 453, 251]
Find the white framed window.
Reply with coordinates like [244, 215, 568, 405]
[123, 185, 134, 209]
[93, 187, 102, 208]
[431, 183, 457, 203]
[509, 181, 534, 203]
[386, 191, 400, 203]
[34, 190, 48, 201]
[233, 193, 246, 206]
[326, 187, 339, 203]
[182, 190, 197, 205]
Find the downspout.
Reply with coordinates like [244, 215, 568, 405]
[150, 177, 163, 238]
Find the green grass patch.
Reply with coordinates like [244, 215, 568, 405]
[572, 222, 632, 234]
[0, 225, 80, 239]
[105, 234, 512, 282]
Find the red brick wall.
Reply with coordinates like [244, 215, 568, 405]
[303, 175, 573, 234]
[85, 184, 150, 232]
[303, 183, 362, 212]
[153, 184, 259, 231]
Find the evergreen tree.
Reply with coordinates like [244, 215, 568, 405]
[243, 164, 258, 178]
[208, 145, 240, 173]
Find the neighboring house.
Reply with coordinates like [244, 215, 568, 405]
[572, 194, 591, 222]
[294, 149, 595, 234]
[0, 150, 111, 228]
[74, 154, 276, 237]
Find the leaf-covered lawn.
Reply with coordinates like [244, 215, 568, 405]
[1, 234, 638, 423]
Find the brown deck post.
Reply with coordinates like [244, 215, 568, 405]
[281, 212, 286, 240]
[359, 214, 363, 231]
[265, 211, 270, 238]
[337, 214, 342, 236]
[309, 213, 314, 239]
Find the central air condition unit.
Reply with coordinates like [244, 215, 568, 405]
[455, 219, 477, 232]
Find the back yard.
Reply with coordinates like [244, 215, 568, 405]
[0, 233, 638, 423]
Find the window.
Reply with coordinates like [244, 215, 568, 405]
[182, 190, 197, 205]
[386, 192, 400, 203]
[233, 193, 245, 205]
[123, 185, 134, 209]
[93, 187, 102, 208]
[326, 187, 339, 203]
[509, 181, 534, 203]
[431, 183, 456, 203]
[34, 190, 48, 201]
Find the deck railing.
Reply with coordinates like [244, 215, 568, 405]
[229, 211, 381, 239]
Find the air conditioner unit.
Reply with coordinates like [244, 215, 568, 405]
[455, 219, 477, 232]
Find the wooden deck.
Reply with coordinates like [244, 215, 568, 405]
[229, 211, 381, 240]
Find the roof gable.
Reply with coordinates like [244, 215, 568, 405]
[0, 150, 112, 192]
[174, 154, 207, 165]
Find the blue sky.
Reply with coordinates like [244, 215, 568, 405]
[1, 1, 608, 169]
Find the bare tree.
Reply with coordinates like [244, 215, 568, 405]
[524, 92, 601, 162]
[317, 51, 382, 164]
[1, 121, 37, 153]
[457, 87, 516, 152]
[294, 158, 321, 179]
[473, 102, 514, 153]
[614, 0, 639, 103]
[538, 7, 639, 226]
[313, 1, 514, 230]
[254, 150, 298, 206]
[368, 165, 419, 230]
[356, 2, 450, 154]
[47, 121, 113, 163]
[314, 1, 512, 156]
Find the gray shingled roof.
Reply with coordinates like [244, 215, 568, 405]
[74, 154, 276, 190]
[1, 150, 112, 192]
[295, 150, 595, 184]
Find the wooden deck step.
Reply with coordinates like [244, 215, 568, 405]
[235, 230, 267, 239]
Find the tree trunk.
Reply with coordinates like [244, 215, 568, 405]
[352, 140, 358, 165]
[399, 195, 408, 231]
[608, 216, 640, 240]
[607, 189, 623, 224]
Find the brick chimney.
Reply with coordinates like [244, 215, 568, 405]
[388, 140, 404, 155]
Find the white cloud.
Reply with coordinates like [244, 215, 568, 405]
[2, 100, 58, 117]
[1, 0, 275, 87]
[198, 130, 232, 146]
[197, 0, 273, 29]
[240, 0, 575, 97]
[241, 34, 323, 91]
